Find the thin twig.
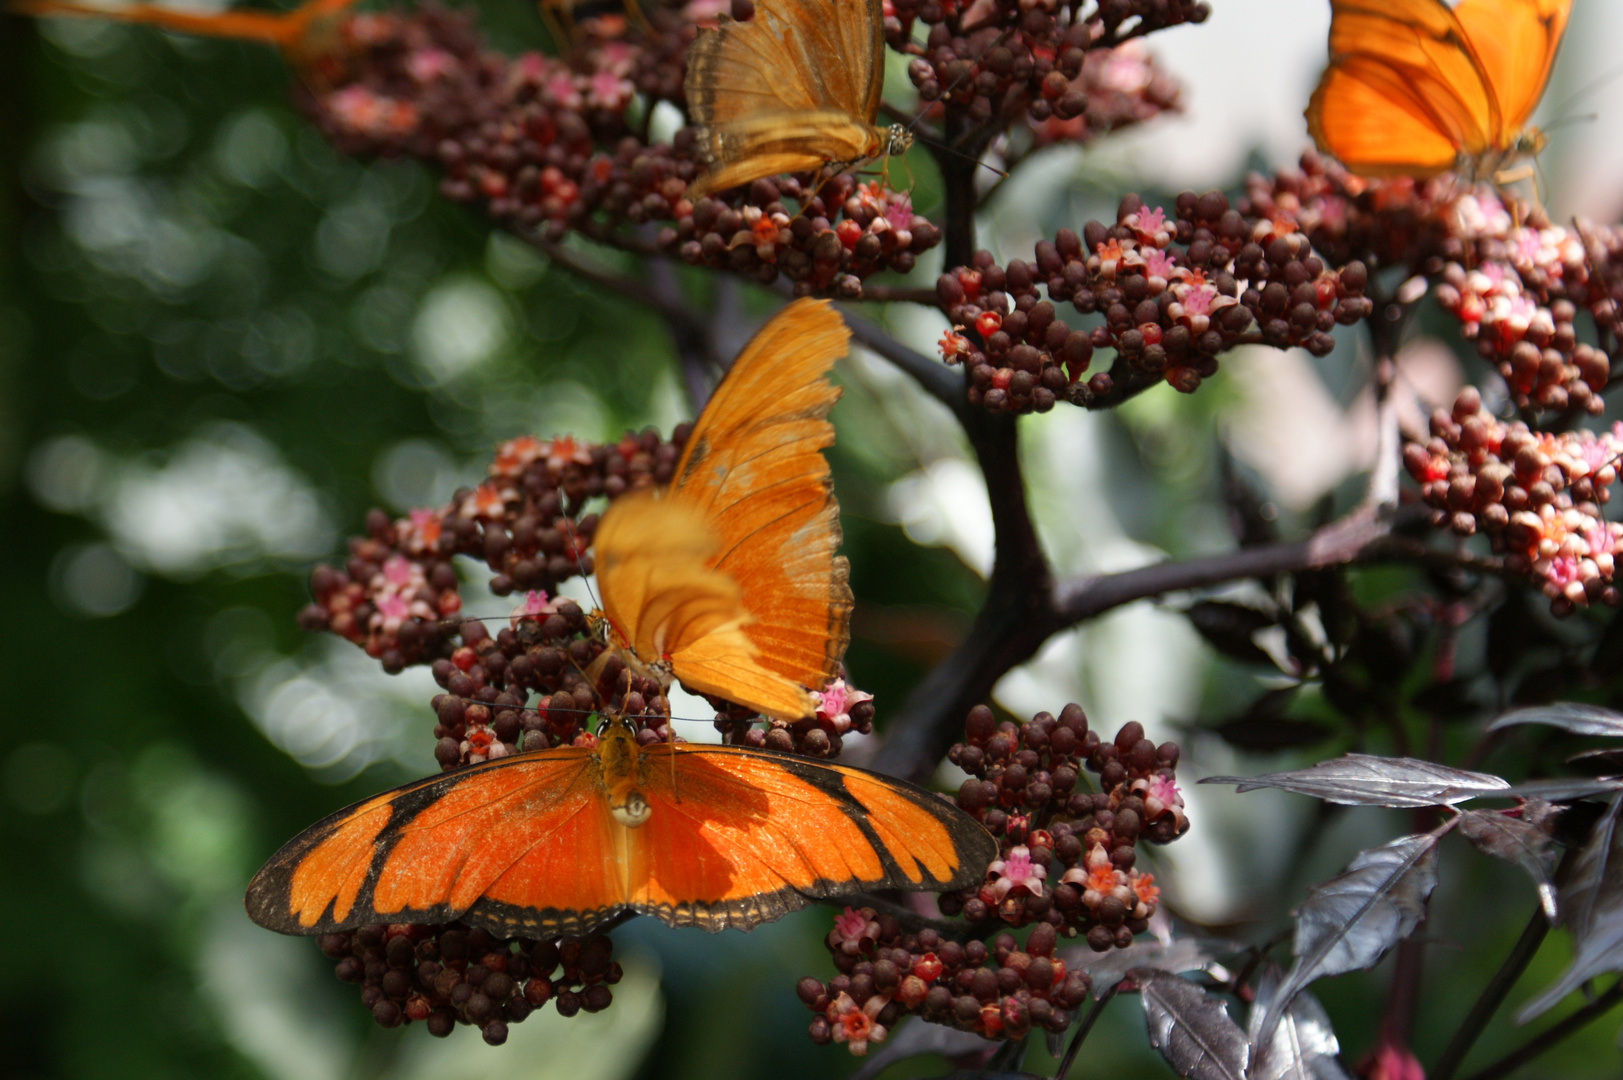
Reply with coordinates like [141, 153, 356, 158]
[842, 309, 968, 412]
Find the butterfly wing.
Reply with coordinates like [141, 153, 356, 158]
[10, 0, 358, 50]
[594, 488, 816, 719]
[684, 0, 887, 195]
[245, 749, 646, 938]
[1306, 0, 1502, 177]
[666, 297, 853, 714]
[1449, 0, 1570, 136]
[625, 743, 997, 931]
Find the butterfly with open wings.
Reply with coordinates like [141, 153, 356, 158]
[246, 299, 996, 938]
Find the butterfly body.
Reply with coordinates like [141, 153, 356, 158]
[246, 716, 997, 937]
[1305, 0, 1570, 182]
[683, 0, 901, 197]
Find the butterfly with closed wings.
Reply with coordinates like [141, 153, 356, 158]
[1306, 0, 1571, 183]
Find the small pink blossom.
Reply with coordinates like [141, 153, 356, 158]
[829, 906, 880, 955]
[544, 73, 582, 109]
[587, 70, 632, 109]
[406, 48, 458, 84]
[983, 845, 1046, 902]
[382, 555, 415, 587]
[813, 679, 873, 734]
[509, 589, 553, 628]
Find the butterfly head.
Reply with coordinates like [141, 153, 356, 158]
[883, 124, 914, 158]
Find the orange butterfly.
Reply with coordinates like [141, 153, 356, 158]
[683, 0, 912, 198]
[1305, 0, 1571, 182]
[244, 298, 986, 937]
[245, 713, 995, 936]
[591, 297, 852, 721]
[10, 0, 362, 77]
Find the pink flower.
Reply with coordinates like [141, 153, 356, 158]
[406, 48, 458, 84]
[983, 845, 1046, 901]
[827, 993, 888, 1056]
[813, 679, 873, 734]
[829, 906, 880, 955]
[1142, 247, 1179, 281]
[509, 589, 553, 628]
[543, 73, 582, 109]
[1138, 772, 1186, 831]
[382, 555, 415, 587]
[587, 70, 631, 109]
[493, 435, 544, 477]
[883, 192, 914, 233]
[373, 594, 411, 633]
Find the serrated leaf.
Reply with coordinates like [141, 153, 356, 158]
[1458, 807, 1559, 921]
[1186, 601, 1281, 668]
[1201, 754, 1509, 807]
[1519, 795, 1623, 1022]
[1489, 703, 1623, 738]
[1255, 834, 1440, 1050]
[1077, 937, 1242, 999]
[1248, 966, 1350, 1080]
[1137, 970, 1248, 1080]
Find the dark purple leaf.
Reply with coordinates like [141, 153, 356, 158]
[1137, 970, 1248, 1080]
[1185, 601, 1281, 668]
[1248, 966, 1350, 1080]
[1458, 806, 1559, 921]
[1201, 754, 1508, 807]
[1256, 834, 1440, 1049]
[1520, 795, 1623, 1021]
[1489, 703, 1623, 738]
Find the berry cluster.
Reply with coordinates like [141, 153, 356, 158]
[1405, 386, 1623, 614]
[1242, 156, 1622, 414]
[318, 923, 622, 1045]
[301, 0, 940, 292]
[887, 0, 1204, 131]
[296, 430, 683, 672]
[797, 914, 1089, 1054]
[945, 705, 1183, 940]
[794, 703, 1185, 1053]
[1027, 40, 1183, 151]
[936, 191, 1374, 411]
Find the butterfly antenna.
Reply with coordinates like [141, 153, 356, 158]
[1544, 60, 1623, 122]
[558, 512, 605, 613]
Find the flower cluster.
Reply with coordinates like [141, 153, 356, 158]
[1405, 386, 1623, 614]
[887, 0, 1204, 131]
[318, 922, 622, 1045]
[798, 913, 1089, 1053]
[1028, 40, 1184, 150]
[794, 703, 1186, 1052]
[945, 704, 1183, 941]
[296, 429, 684, 672]
[937, 190, 1374, 411]
[299, 0, 939, 292]
[1242, 155, 1622, 415]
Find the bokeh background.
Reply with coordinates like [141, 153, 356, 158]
[5, 2, 1623, 1078]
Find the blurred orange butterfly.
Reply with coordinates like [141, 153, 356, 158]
[245, 713, 995, 936]
[1305, 0, 1571, 182]
[591, 297, 852, 722]
[684, 0, 912, 198]
[11, 0, 362, 79]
